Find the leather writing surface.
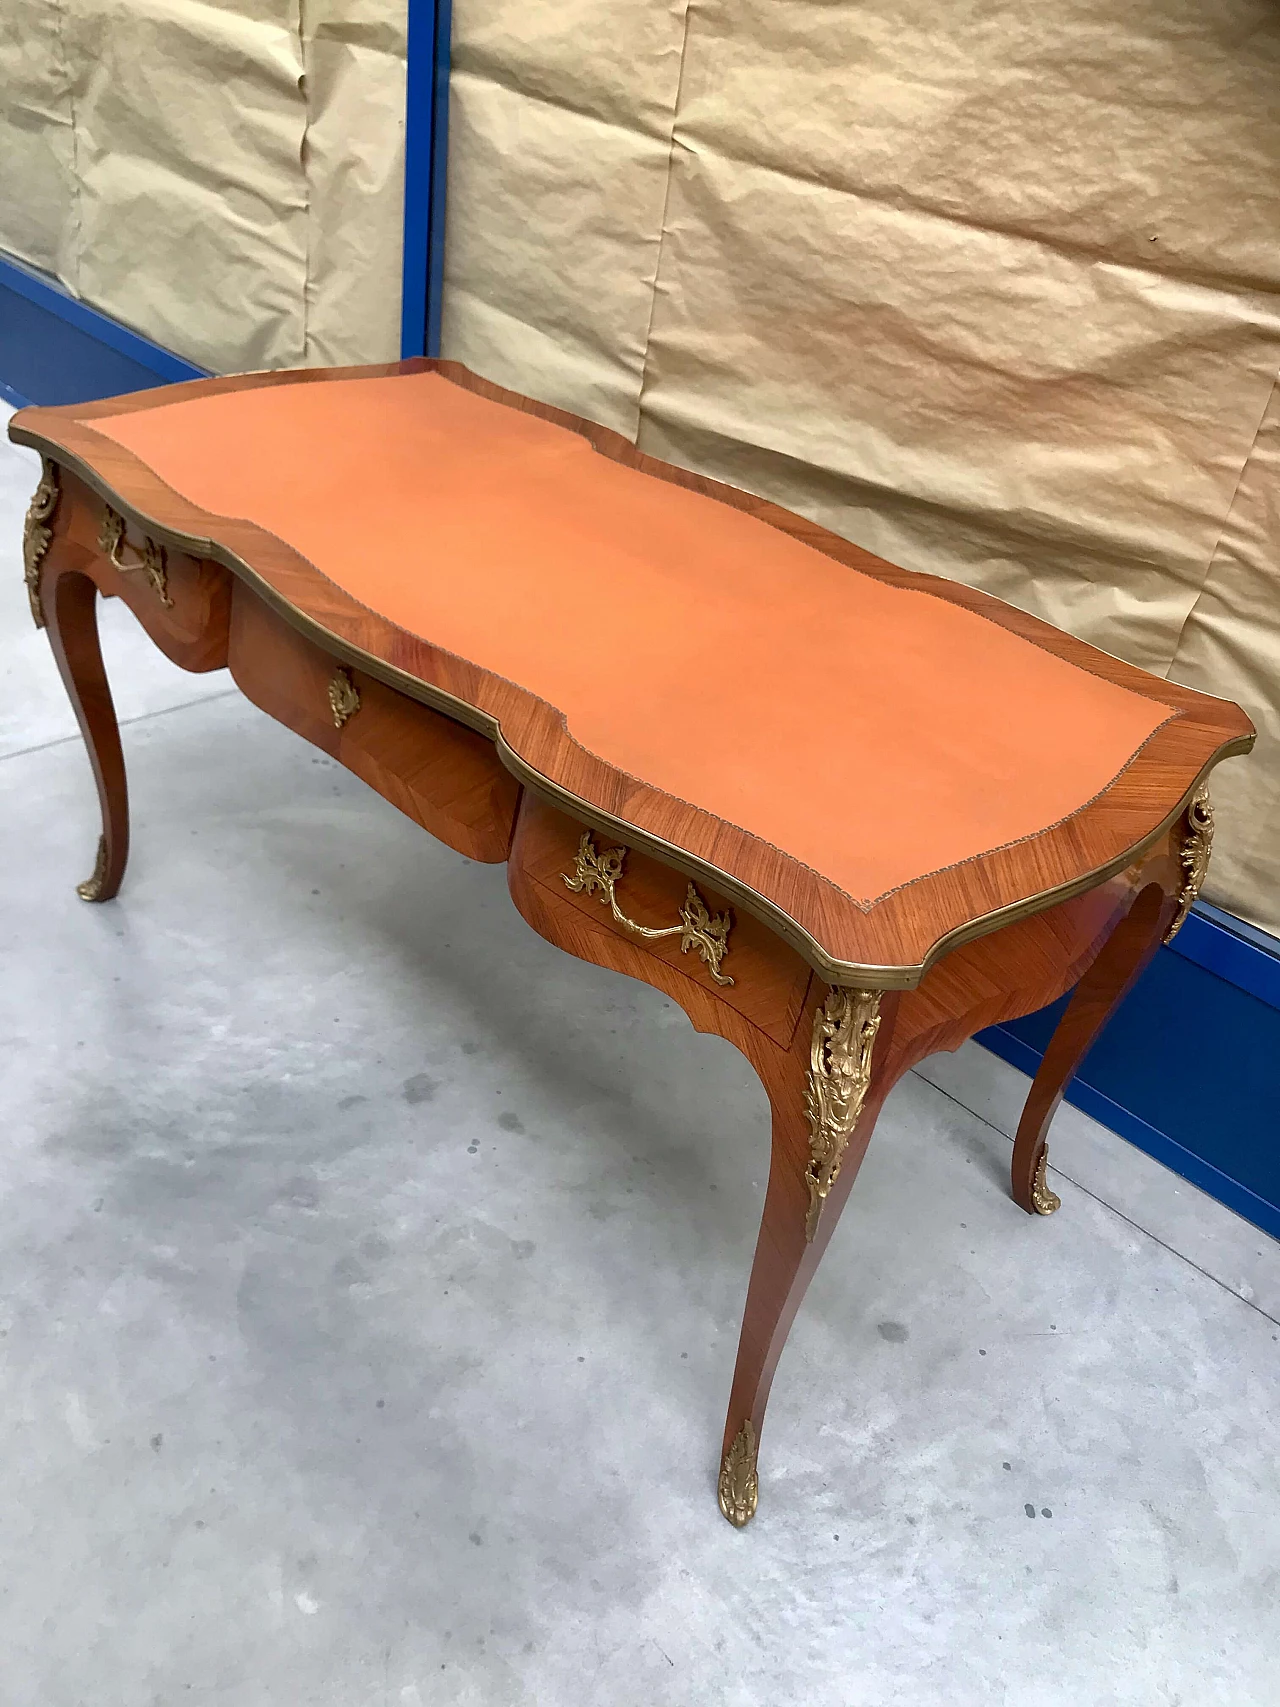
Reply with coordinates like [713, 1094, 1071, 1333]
[94, 369, 1174, 905]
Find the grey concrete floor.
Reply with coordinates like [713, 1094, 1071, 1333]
[3, 409, 1279, 1706]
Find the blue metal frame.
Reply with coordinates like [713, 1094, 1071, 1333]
[0, 252, 205, 408]
[400, 0, 452, 359]
[4, 0, 451, 392]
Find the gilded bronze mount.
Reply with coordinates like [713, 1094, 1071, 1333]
[718, 1420, 759, 1527]
[328, 667, 361, 729]
[1164, 785, 1213, 944]
[23, 462, 60, 628]
[804, 986, 882, 1242]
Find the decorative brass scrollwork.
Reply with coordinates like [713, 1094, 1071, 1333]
[98, 506, 172, 607]
[22, 462, 60, 628]
[1164, 785, 1213, 944]
[804, 986, 882, 1241]
[718, 1420, 759, 1527]
[327, 668, 361, 729]
[76, 835, 110, 904]
[1031, 1147, 1061, 1216]
[561, 831, 734, 986]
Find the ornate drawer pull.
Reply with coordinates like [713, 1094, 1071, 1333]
[562, 831, 734, 985]
[99, 507, 172, 607]
[328, 667, 361, 728]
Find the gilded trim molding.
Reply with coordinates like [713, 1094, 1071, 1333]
[562, 831, 734, 986]
[717, 1420, 759, 1527]
[1164, 786, 1213, 944]
[13, 437, 1253, 994]
[22, 461, 60, 628]
[804, 987, 882, 1241]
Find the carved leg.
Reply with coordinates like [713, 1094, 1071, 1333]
[718, 987, 902, 1526]
[42, 557, 130, 902]
[1009, 879, 1177, 1214]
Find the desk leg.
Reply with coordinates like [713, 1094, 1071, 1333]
[719, 988, 903, 1527]
[41, 547, 130, 903]
[1009, 877, 1178, 1215]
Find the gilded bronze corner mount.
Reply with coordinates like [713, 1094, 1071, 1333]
[22, 461, 60, 628]
[804, 986, 882, 1241]
[1164, 786, 1213, 944]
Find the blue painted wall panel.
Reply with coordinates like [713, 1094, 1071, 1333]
[0, 281, 183, 406]
[1, 253, 205, 405]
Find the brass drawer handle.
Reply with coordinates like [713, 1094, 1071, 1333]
[99, 507, 172, 607]
[562, 831, 734, 985]
[328, 667, 361, 728]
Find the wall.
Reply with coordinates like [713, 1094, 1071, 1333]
[0, 0, 408, 372]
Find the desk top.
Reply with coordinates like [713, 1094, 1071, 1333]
[13, 361, 1254, 985]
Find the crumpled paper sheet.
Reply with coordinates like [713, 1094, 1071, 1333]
[0, 0, 405, 372]
[0, 0, 77, 279]
[298, 0, 407, 366]
[443, 0, 1280, 934]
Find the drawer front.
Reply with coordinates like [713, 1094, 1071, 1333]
[64, 471, 230, 671]
[228, 582, 520, 864]
[510, 791, 812, 1048]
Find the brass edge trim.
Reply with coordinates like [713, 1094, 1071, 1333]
[509, 755, 1246, 990]
[14, 432, 1254, 991]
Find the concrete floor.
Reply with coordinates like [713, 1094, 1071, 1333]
[3, 408, 1279, 1706]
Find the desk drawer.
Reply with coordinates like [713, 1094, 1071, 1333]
[228, 582, 519, 863]
[510, 791, 813, 1049]
[63, 470, 230, 671]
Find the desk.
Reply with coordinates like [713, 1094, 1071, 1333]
[13, 361, 1253, 1527]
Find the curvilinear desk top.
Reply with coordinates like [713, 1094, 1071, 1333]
[13, 361, 1254, 1526]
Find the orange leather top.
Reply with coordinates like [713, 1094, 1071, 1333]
[94, 372, 1173, 905]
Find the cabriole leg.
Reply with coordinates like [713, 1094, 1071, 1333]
[41, 553, 130, 902]
[718, 987, 901, 1526]
[1009, 878, 1178, 1215]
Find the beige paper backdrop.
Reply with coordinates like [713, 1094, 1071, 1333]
[442, 0, 1280, 936]
[0, 0, 406, 371]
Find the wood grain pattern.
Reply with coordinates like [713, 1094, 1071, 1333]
[39, 537, 130, 901]
[229, 586, 520, 864]
[1009, 856, 1180, 1214]
[513, 791, 812, 1048]
[57, 467, 231, 674]
[9, 362, 1255, 987]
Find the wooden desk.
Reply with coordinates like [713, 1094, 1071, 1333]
[13, 361, 1253, 1528]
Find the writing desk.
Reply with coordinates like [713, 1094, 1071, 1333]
[13, 361, 1253, 1527]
